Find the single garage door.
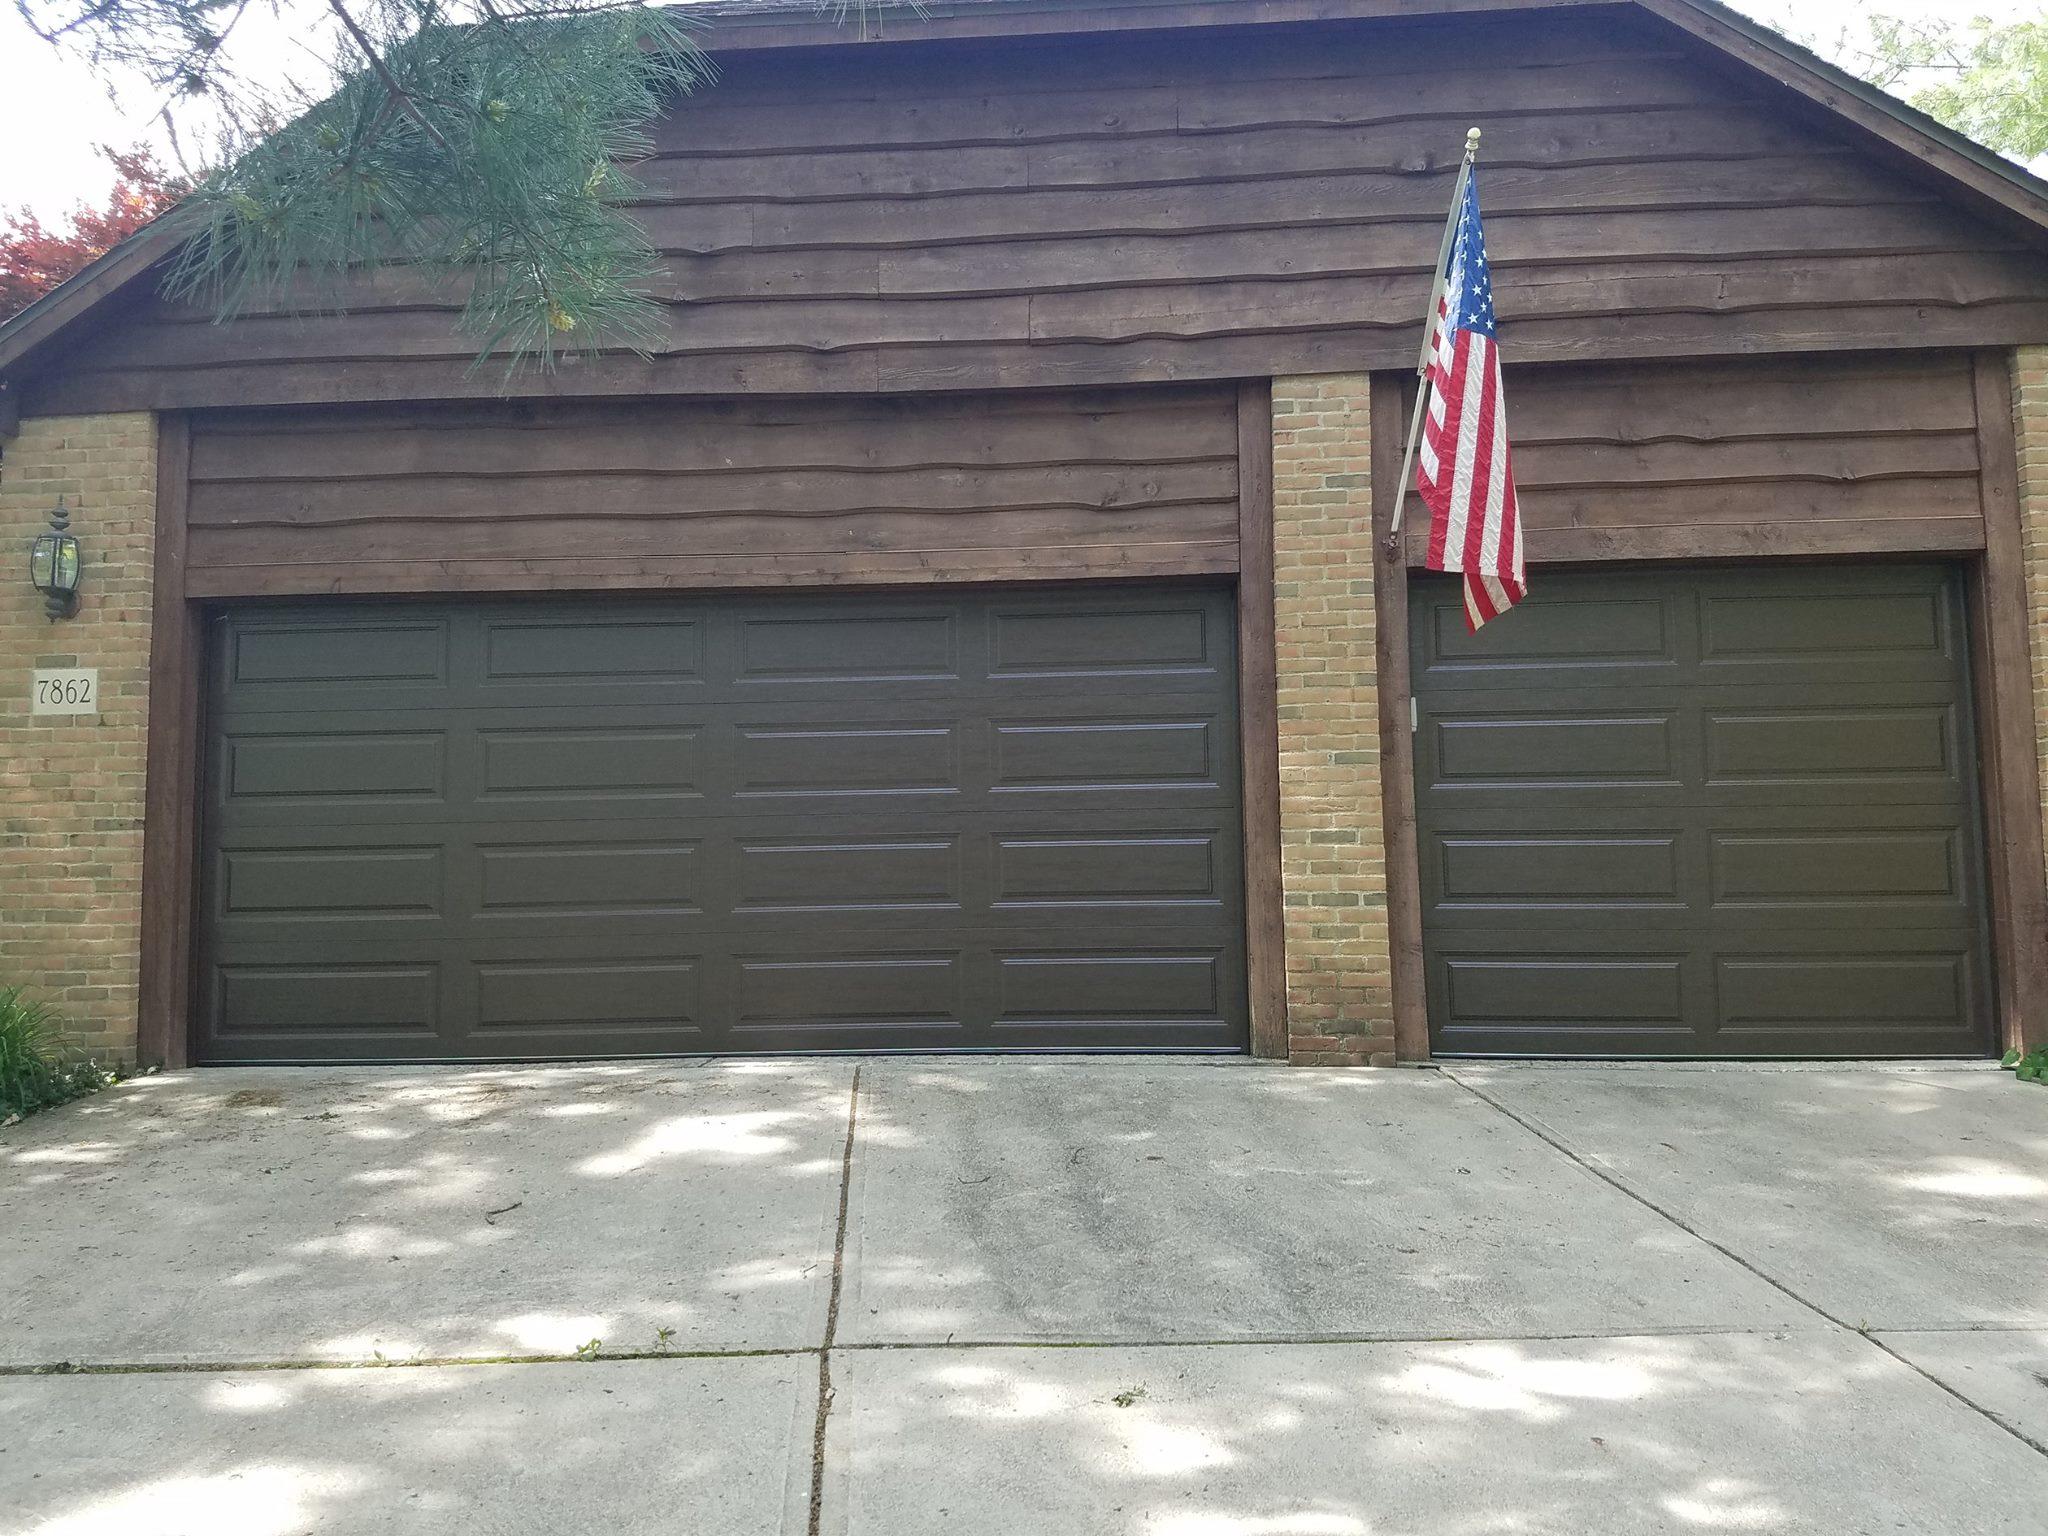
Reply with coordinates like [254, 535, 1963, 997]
[1411, 563, 1995, 1059]
[195, 585, 1246, 1062]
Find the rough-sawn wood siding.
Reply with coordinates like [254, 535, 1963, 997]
[181, 385, 1240, 595]
[26, 11, 2048, 414]
[1396, 351, 1987, 564]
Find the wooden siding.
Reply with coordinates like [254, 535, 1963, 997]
[1396, 352, 1987, 565]
[180, 385, 1240, 596]
[25, 10, 2048, 415]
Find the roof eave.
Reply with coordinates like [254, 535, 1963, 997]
[674, 0, 1611, 51]
[1636, 0, 2048, 237]
[0, 216, 182, 384]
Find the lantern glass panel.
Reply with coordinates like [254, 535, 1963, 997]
[52, 535, 80, 594]
[29, 533, 55, 592]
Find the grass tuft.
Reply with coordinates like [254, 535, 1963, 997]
[0, 988, 120, 1125]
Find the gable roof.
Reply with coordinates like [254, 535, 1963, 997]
[5, 0, 2047, 393]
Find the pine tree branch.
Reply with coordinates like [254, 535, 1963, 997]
[324, 0, 456, 154]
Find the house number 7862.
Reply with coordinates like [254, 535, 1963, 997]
[31, 668, 98, 716]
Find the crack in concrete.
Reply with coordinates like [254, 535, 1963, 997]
[808, 1062, 862, 1536]
[1444, 1068, 2048, 1462]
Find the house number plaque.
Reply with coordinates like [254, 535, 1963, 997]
[30, 668, 98, 716]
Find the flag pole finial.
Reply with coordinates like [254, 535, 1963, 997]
[1465, 127, 1482, 158]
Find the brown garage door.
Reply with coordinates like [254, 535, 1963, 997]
[194, 586, 1246, 1062]
[1411, 563, 1995, 1059]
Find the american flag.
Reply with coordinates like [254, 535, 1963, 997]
[1417, 167, 1525, 630]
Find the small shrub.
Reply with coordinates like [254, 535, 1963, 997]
[0, 988, 119, 1123]
[2001, 1046, 2048, 1085]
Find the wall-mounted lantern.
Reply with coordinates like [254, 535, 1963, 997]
[28, 497, 82, 621]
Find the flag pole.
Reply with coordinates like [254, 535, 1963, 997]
[1384, 127, 1482, 558]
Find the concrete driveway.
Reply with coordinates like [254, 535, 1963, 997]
[2, 1059, 2044, 1534]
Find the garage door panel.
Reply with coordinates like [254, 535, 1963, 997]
[1413, 564, 1992, 1059]
[994, 829, 1229, 910]
[730, 834, 961, 913]
[992, 715, 1226, 793]
[1697, 585, 1965, 678]
[988, 600, 1228, 680]
[197, 585, 1245, 1061]
[216, 843, 447, 924]
[1703, 704, 1962, 784]
[736, 609, 961, 683]
[734, 950, 964, 1035]
[994, 948, 1233, 1029]
[477, 837, 705, 917]
[1709, 827, 1966, 908]
[209, 961, 443, 1047]
[1431, 833, 1687, 909]
[479, 722, 711, 802]
[1426, 712, 1683, 789]
[473, 959, 708, 1040]
[1441, 954, 1688, 1022]
[226, 615, 454, 690]
[735, 719, 964, 800]
[1713, 950, 1973, 1025]
[484, 612, 709, 686]
[221, 728, 451, 808]
[1417, 592, 1680, 679]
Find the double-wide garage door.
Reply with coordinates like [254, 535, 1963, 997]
[1412, 563, 1995, 1059]
[195, 586, 1247, 1062]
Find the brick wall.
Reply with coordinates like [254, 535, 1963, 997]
[0, 413, 156, 1064]
[2015, 348, 2048, 873]
[1269, 374, 1394, 1066]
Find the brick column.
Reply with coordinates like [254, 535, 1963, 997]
[0, 413, 157, 1064]
[2016, 348, 2048, 875]
[1270, 375, 1394, 1065]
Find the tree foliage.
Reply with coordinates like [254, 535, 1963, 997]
[1864, 11, 2048, 163]
[13, 0, 713, 363]
[0, 146, 185, 321]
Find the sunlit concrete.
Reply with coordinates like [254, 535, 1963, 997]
[6, 1055, 2045, 1532]
[1445, 1065, 2048, 1329]
[838, 1060, 1806, 1344]
[1878, 1329, 2048, 1449]
[821, 1333, 2048, 1535]
[0, 1062, 854, 1365]
[0, 1355, 814, 1535]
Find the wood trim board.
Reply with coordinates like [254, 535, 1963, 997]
[1370, 372, 1431, 1063]
[1967, 350, 2048, 1054]
[137, 414, 201, 1069]
[1237, 379, 1288, 1060]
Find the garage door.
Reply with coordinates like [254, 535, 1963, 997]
[1411, 563, 1995, 1059]
[195, 586, 1246, 1062]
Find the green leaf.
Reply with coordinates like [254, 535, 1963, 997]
[2003, 1049, 2023, 1068]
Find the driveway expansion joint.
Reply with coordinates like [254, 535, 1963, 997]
[0, 1346, 820, 1377]
[1445, 1067, 2048, 1463]
[0, 1322, 1854, 1378]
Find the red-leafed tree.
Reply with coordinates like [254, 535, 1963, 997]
[0, 146, 184, 321]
